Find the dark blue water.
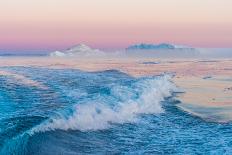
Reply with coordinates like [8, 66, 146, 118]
[0, 67, 232, 155]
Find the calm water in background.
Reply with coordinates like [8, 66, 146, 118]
[0, 67, 231, 154]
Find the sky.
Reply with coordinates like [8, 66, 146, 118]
[0, 0, 232, 51]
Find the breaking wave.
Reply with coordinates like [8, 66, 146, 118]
[31, 75, 177, 133]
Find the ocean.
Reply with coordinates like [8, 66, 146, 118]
[0, 67, 231, 154]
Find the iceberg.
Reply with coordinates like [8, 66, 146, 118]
[49, 51, 66, 57]
[126, 43, 194, 50]
[49, 44, 105, 57]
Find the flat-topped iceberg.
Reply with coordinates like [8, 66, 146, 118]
[126, 43, 194, 50]
[125, 43, 199, 58]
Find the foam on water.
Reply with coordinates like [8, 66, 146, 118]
[31, 75, 177, 132]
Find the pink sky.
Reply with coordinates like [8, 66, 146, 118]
[0, 0, 232, 50]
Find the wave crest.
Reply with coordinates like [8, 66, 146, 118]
[31, 75, 177, 133]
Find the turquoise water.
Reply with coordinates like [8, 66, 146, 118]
[0, 67, 232, 154]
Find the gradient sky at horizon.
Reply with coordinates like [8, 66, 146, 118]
[0, 0, 232, 51]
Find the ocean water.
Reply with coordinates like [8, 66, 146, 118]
[0, 67, 231, 154]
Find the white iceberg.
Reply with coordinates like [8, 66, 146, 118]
[49, 44, 105, 57]
[49, 51, 66, 57]
[126, 43, 194, 50]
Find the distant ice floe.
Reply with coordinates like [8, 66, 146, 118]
[49, 44, 105, 58]
[202, 76, 213, 80]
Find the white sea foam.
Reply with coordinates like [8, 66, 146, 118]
[31, 75, 177, 133]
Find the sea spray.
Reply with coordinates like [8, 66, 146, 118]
[31, 75, 177, 133]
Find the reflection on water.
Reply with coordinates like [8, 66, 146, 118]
[175, 76, 232, 122]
